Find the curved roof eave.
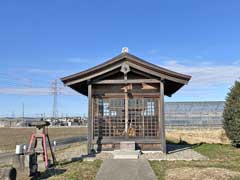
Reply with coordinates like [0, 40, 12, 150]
[61, 52, 191, 86]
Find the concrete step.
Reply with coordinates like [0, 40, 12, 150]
[113, 150, 140, 159]
[120, 141, 135, 151]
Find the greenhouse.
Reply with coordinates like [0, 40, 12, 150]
[165, 101, 225, 127]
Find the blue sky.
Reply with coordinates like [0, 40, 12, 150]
[0, 0, 240, 117]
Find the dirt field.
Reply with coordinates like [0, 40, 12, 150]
[0, 127, 87, 152]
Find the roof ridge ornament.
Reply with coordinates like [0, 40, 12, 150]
[122, 47, 129, 53]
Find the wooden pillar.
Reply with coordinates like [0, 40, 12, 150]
[88, 82, 93, 154]
[159, 81, 166, 153]
[124, 74, 128, 136]
[121, 63, 130, 137]
[124, 90, 128, 135]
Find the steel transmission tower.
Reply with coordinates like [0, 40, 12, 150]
[52, 80, 58, 119]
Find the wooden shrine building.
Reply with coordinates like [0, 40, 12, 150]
[61, 49, 191, 153]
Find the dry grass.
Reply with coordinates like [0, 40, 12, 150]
[45, 143, 99, 180]
[47, 160, 102, 180]
[0, 127, 87, 152]
[166, 128, 230, 144]
[54, 142, 88, 162]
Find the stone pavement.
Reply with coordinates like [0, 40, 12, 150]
[96, 159, 157, 180]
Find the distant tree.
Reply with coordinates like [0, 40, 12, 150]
[223, 80, 240, 147]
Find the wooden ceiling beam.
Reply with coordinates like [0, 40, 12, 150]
[92, 79, 160, 84]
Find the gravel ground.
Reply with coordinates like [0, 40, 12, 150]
[93, 148, 208, 161]
[140, 144, 208, 161]
[141, 149, 208, 161]
[95, 152, 114, 160]
[54, 143, 208, 161]
[166, 167, 240, 180]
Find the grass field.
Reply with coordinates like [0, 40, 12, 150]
[150, 144, 240, 180]
[0, 127, 87, 152]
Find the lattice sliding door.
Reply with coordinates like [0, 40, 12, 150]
[93, 97, 160, 138]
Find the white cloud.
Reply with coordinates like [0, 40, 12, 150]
[0, 67, 80, 95]
[2, 59, 240, 98]
[26, 68, 66, 74]
[0, 87, 51, 95]
[0, 87, 78, 96]
[163, 60, 240, 86]
[162, 60, 240, 98]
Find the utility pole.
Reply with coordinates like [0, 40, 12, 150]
[51, 80, 58, 119]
